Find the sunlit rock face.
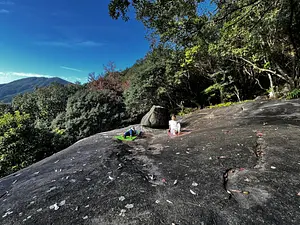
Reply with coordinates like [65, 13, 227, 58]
[1, 99, 300, 225]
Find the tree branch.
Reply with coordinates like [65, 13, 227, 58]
[288, 0, 300, 60]
[249, 3, 274, 32]
[239, 57, 289, 82]
[214, 0, 261, 23]
[224, 1, 261, 30]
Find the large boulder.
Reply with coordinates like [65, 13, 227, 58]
[140, 105, 168, 128]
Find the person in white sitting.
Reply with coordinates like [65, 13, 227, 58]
[168, 115, 181, 135]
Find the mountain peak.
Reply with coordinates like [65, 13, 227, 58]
[0, 77, 71, 103]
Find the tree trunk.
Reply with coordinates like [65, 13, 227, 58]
[267, 73, 275, 99]
[220, 88, 224, 103]
[234, 85, 241, 102]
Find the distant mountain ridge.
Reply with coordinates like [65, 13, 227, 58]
[0, 77, 70, 103]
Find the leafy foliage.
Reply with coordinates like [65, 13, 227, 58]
[208, 100, 253, 109]
[53, 89, 126, 142]
[88, 62, 128, 95]
[0, 103, 12, 116]
[109, 0, 300, 100]
[0, 111, 54, 177]
[12, 83, 83, 126]
[286, 89, 300, 99]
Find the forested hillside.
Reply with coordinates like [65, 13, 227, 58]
[0, 0, 299, 177]
[0, 77, 70, 103]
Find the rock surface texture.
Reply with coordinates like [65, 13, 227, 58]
[1, 99, 300, 225]
[140, 105, 168, 128]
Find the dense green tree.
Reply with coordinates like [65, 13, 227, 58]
[124, 58, 167, 118]
[108, 0, 300, 102]
[0, 103, 12, 116]
[0, 111, 54, 177]
[55, 89, 125, 142]
[109, 0, 208, 47]
[212, 0, 300, 92]
[12, 83, 83, 125]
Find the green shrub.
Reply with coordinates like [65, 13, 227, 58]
[208, 102, 234, 109]
[60, 89, 126, 142]
[178, 107, 197, 116]
[208, 100, 253, 109]
[286, 89, 300, 99]
[0, 111, 55, 177]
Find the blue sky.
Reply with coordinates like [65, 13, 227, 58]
[0, 0, 150, 84]
[0, 0, 216, 84]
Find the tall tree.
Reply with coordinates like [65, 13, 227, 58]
[213, 0, 300, 91]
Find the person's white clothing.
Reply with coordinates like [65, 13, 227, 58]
[169, 120, 181, 135]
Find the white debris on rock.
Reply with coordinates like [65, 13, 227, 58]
[190, 189, 197, 195]
[85, 205, 90, 208]
[23, 215, 32, 222]
[125, 204, 134, 209]
[46, 186, 57, 193]
[49, 203, 59, 210]
[34, 171, 39, 175]
[59, 200, 66, 206]
[70, 179, 76, 183]
[54, 160, 60, 164]
[192, 181, 198, 187]
[119, 209, 126, 217]
[119, 196, 125, 201]
[83, 216, 88, 220]
[2, 210, 13, 218]
[37, 208, 42, 212]
[86, 178, 91, 181]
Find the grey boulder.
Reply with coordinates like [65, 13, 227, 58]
[140, 105, 168, 128]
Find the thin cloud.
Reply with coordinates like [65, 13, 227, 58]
[0, 9, 9, 13]
[36, 40, 104, 48]
[0, 1, 14, 5]
[0, 71, 53, 78]
[77, 41, 104, 47]
[60, 66, 83, 72]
